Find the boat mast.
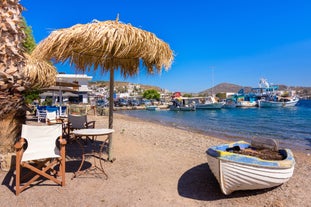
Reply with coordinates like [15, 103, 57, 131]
[210, 66, 215, 96]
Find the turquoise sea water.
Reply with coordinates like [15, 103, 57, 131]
[117, 100, 311, 150]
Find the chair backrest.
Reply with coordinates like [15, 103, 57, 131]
[68, 114, 87, 129]
[46, 111, 57, 121]
[46, 106, 58, 112]
[20, 124, 62, 162]
[60, 106, 67, 117]
[36, 106, 47, 122]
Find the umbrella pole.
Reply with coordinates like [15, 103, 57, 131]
[59, 87, 62, 117]
[108, 68, 115, 161]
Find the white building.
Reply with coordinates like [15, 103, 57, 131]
[57, 74, 92, 103]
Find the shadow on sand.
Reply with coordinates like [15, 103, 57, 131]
[1, 138, 107, 194]
[177, 163, 277, 201]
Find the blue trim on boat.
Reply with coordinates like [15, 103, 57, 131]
[206, 141, 295, 168]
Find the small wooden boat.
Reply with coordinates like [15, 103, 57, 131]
[206, 140, 295, 195]
[169, 97, 196, 111]
[196, 96, 225, 109]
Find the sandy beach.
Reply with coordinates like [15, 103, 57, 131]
[0, 113, 310, 207]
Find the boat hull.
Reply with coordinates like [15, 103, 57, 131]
[146, 105, 159, 111]
[196, 102, 224, 109]
[169, 106, 195, 111]
[258, 99, 299, 108]
[236, 101, 257, 107]
[206, 141, 295, 195]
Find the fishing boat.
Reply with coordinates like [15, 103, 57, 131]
[169, 92, 196, 111]
[233, 89, 258, 108]
[195, 96, 225, 109]
[169, 98, 196, 111]
[206, 140, 295, 195]
[258, 96, 299, 108]
[222, 98, 237, 108]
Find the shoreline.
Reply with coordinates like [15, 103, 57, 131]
[0, 113, 310, 206]
[115, 111, 311, 153]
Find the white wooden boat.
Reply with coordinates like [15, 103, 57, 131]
[206, 140, 295, 195]
[258, 97, 299, 108]
[196, 96, 225, 109]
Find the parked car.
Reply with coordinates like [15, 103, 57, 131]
[115, 98, 129, 107]
[129, 99, 140, 106]
[141, 99, 152, 106]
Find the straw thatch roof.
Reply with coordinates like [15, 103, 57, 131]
[23, 53, 57, 88]
[31, 18, 174, 161]
[32, 19, 174, 76]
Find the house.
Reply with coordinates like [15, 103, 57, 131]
[57, 74, 92, 104]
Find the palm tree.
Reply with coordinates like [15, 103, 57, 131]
[0, 0, 27, 157]
[0, 1, 57, 170]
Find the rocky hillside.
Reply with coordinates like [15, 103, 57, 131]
[199, 83, 248, 95]
[200, 83, 311, 98]
[90, 81, 311, 98]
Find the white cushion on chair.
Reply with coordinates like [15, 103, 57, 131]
[21, 124, 62, 162]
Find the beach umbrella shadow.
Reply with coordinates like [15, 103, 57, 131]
[177, 163, 275, 201]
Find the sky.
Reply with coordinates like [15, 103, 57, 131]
[21, 0, 311, 93]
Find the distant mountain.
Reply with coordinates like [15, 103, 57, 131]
[199, 83, 311, 98]
[90, 80, 311, 98]
[198, 83, 250, 95]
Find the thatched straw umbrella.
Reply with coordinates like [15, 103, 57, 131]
[32, 18, 174, 161]
[23, 53, 57, 88]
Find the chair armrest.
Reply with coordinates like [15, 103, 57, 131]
[14, 138, 26, 150]
[66, 122, 72, 131]
[47, 118, 64, 125]
[85, 121, 95, 128]
[58, 136, 67, 146]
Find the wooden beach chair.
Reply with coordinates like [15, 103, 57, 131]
[67, 114, 95, 143]
[14, 124, 66, 195]
[36, 106, 47, 122]
[46, 111, 59, 124]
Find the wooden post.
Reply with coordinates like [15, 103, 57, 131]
[108, 68, 115, 161]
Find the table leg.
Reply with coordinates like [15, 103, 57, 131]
[71, 135, 109, 179]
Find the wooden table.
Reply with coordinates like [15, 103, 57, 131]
[71, 128, 114, 179]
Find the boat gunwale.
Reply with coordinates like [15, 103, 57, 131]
[206, 141, 295, 169]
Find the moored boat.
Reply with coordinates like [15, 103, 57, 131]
[195, 96, 225, 109]
[258, 96, 299, 108]
[169, 92, 196, 111]
[223, 98, 237, 108]
[206, 140, 295, 195]
[233, 89, 258, 108]
[169, 101, 196, 111]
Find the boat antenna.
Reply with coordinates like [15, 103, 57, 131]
[210, 66, 215, 96]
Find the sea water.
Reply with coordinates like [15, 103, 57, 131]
[117, 100, 311, 150]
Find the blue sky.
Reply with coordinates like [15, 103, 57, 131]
[21, 0, 311, 93]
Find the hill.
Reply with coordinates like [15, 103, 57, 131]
[199, 83, 311, 98]
[198, 83, 248, 95]
[90, 81, 311, 98]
